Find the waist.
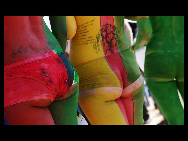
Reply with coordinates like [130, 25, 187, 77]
[4, 48, 64, 70]
[4, 43, 53, 66]
[69, 42, 105, 66]
[69, 45, 130, 67]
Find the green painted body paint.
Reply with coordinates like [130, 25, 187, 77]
[42, 16, 79, 125]
[42, 18, 62, 51]
[114, 16, 144, 124]
[136, 16, 184, 125]
[114, 16, 141, 84]
[49, 16, 67, 52]
[134, 18, 152, 50]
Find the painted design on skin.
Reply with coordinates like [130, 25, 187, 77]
[93, 23, 121, 55]
[11, 45, 49, 58]
[93, 33, 102, 53]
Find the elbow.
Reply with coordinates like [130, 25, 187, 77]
[145, 34, 151, 42]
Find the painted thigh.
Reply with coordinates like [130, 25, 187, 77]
[120, 49, 144, 125]
[144, 52, 184, 125]
[48, 83, 79, 125]
[121, 84, 144, 125]
[4, 100, 55, 125]
[146, 79, 184, 125]
[48, 66, 79, 125]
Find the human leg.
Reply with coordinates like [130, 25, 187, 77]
[144, 51, 184, 125]
[146, 79, 184, 125]
[4, 74, 55, 125]
[121, 83, 144, 125]
[48, 83, 79, 125]
[4, 100, 55, 125]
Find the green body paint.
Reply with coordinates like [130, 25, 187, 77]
[137, 16, 184, 125]
[114, 16, 144, 124]
[134, 18, 152, 50]
[49, 16, 67, 52]
[42, 16, 79, 125]
[42, 18, 62, 51]
[114, 16, 141, 84]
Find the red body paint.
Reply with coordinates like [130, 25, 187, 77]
[100, 16, 134, 124]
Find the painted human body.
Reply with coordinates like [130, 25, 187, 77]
[134, 16, 184, 125]
[65, 16, 146, 125]
[4, 16, 79, 125]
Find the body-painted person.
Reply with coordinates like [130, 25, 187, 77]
[4, 16, 79, 125]
[63, 16, 147, 125]
[133, 16, 184, 125]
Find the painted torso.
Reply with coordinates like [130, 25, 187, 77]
[147, 16, 184, 54]
[69, 16, 131, 66]
[4, 16, 51, 66]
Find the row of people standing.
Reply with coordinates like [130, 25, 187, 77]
[4, 16, 184, 125]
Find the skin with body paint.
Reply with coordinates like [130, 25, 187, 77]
[134, 16, 184, 125]
[57, 16, 146, 125]
[133, 17, 152, 51]
[4, 16, 79, 125]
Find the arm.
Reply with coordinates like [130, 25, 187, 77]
[66, 16, 77, 40]
[124, 20, 133, 48]
[125, 16, 149, 21]
[133, 17, 152, 51]
[49, 16, 67, 52]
